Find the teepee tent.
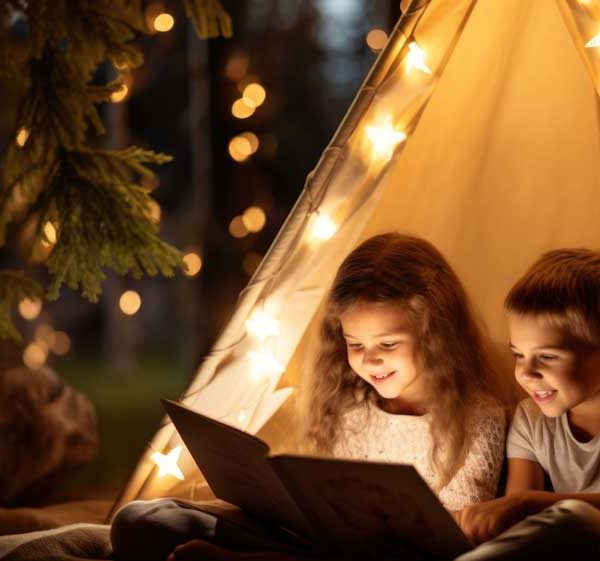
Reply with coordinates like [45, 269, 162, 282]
[111, 0, 600, 514]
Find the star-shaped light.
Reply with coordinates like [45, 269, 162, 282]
[248, 350, 284, 379]
[406, 41, 432, 74]
[151, 446, 184, 480]
[366, 116, 407, 161]
[310, 213, 338, 241]
[585, 33, 600, 48]
[246, 310, 280, 339]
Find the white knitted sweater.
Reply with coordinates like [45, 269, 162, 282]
[333, 402, 506, 511]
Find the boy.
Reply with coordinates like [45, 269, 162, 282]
[455, 249, 600, 560]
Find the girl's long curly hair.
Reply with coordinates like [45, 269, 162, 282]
[301, 233, 503, 489]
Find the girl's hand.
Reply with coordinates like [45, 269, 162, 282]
[454, 493, 538, 544]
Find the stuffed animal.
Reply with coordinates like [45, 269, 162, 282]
[0, 366, 99, 505]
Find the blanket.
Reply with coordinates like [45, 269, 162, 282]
[0, 523, 111, 561]
[0, 500, 111, 536]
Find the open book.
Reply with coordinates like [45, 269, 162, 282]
[162, 399, 472, 559]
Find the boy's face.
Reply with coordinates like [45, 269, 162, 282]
[508, 313, 600, 418]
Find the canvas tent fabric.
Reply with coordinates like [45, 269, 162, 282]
[111, 0, 600, 515]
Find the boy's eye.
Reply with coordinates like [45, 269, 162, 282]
[511, 352, 524, 360]
[539, 354, 558, 361]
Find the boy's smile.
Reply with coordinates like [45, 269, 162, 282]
[508, 313, 600, 434]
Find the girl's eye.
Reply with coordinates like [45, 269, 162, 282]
[346, 342, 363, 350]
[539, 354, 558, 361]
[511, 352, 524, 360]
[380, 342, 399, 350]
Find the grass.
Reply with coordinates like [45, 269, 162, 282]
[55, 350, 189, 501]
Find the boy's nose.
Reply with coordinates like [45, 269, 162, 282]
[517, 359, 542, 380]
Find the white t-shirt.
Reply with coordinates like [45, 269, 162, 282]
[333, 401, 506, 511]
[507, 398, 600, 492]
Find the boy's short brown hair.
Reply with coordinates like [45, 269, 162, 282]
[505, 249, 600, 345]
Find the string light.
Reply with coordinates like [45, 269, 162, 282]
[229, 216, 248, 238]
[228, 136, 253, 162]
[225, 52, 249, 81]
[405, 41, 432, 74]
[151, 446, 184, 480]
[16, 127, 29, 147]
[585, 33, 600, 48]
[111, 84, 129, 103]
[242, 252, 262, 276]
[183, 252, 202, 276]
[248, 350, 284, 379]
[240, 132, 259, 153]
[231, 99, 255, 119]
[42, 221, 57, 247]
[153, 13, 174, 32]
[242, 83, 266, 107]
[147, 200, 161, 222]
[50, 331, 71, 355]
[242, 206, 266, 232]
[18, 298, 42, 320]
[366, 116, 407, 161]
[310, 213, 338, 241]
[23, 343, 47, 369]
[246, 310, 280, 339]
[366, 29, 388, 51]
[119, 290, 141, 315]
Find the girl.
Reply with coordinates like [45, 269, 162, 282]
[300, 232, 507, 512]
[113, 233, 508, 561]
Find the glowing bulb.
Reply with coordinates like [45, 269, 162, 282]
[366, 29, 388, 51]
[23, 343, 47, 369]
[153, 13, 174, 32]
[18, 298, 42, 320]
[243, 83, 266, 107]
[237, 410, 248, 425]
[151, 446, 184, 480]
[229, 216, 248, 238]
[119, 290, 141, 315]
[16, 127, 29, 147]
[585, 33, 600, 48]
[246, 310, 280, 339]
[248, 351, 284, 379]
[240, 132, 259, 154]
[232, 99, 255, 119]
[183, 252, 202, 276]
[111, 84, 129, 103]
[42, 221, 57, 246]
[242, 206, 266, 232]
[310, 213, 338, 241]
[228, 136, 253, 162]
[366, 116, 407, 161]
[51, 331, 71, 355]
[147, 200, 161, 222]
[406, 41, 432, 74]
[242, 252, 262, 276]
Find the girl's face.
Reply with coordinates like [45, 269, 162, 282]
[339, 299, 425, 412]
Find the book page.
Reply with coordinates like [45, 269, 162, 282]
[162, 400, 313, 539]
[269, 455, 471, 559]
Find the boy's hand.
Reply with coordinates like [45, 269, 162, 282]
[454, 493, 538, 544]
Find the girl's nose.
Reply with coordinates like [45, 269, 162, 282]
[362, 347, 383, 366]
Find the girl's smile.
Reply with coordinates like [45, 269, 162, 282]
[339, 299, 425, 412]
